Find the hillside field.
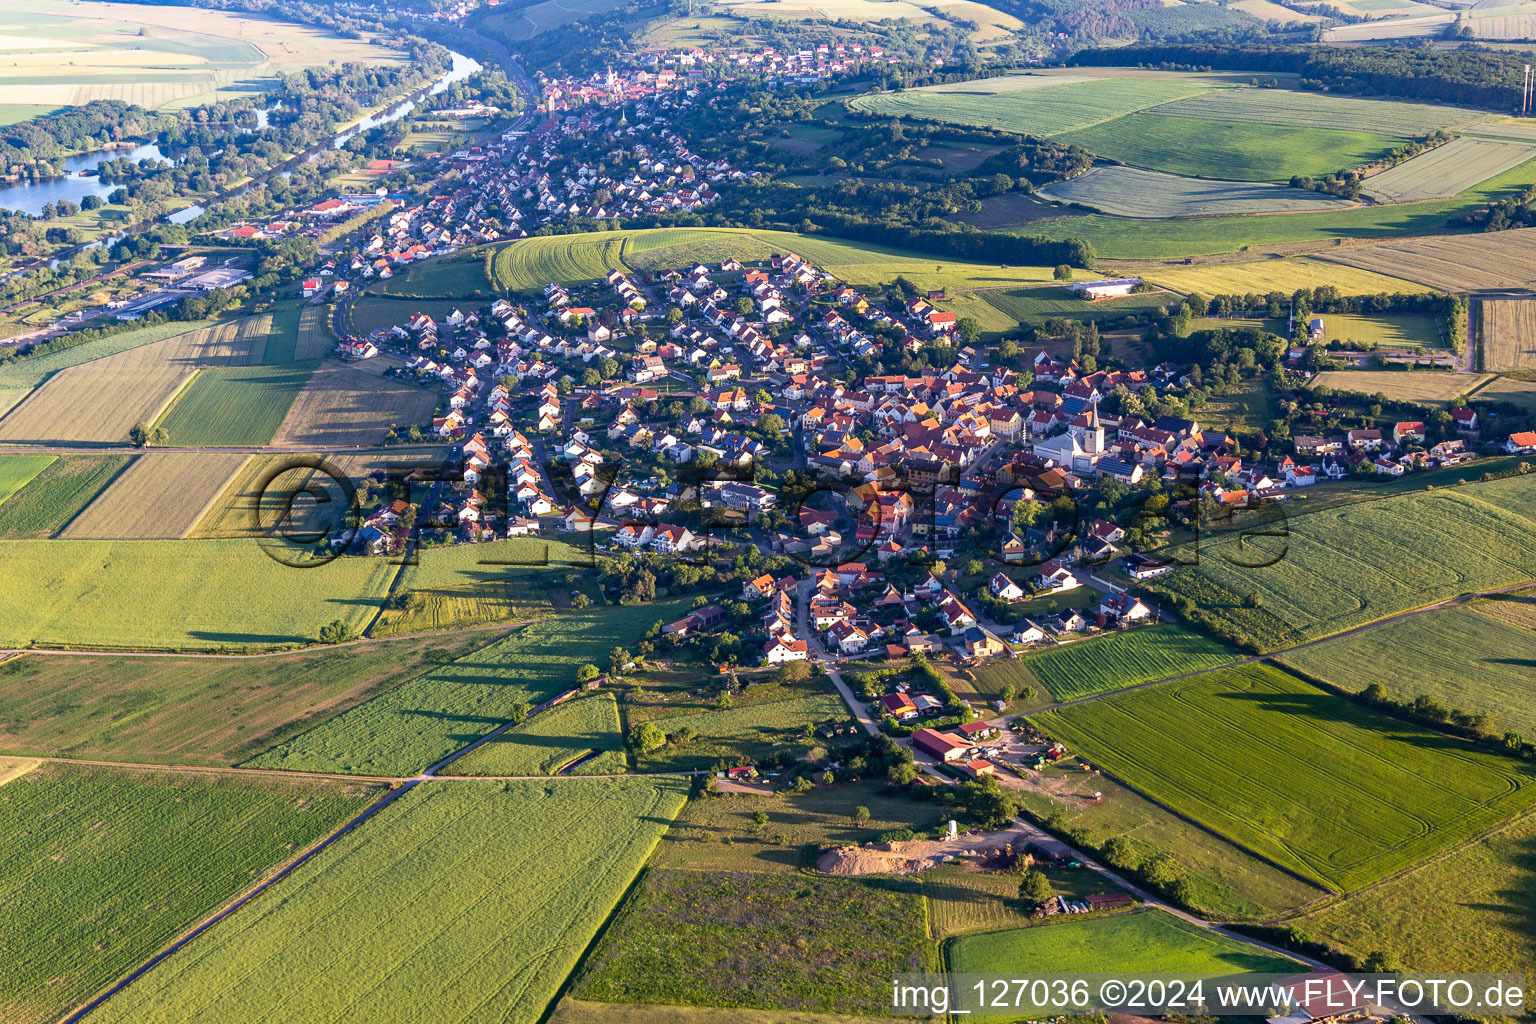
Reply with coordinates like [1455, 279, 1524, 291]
[0, 538, 395, 649]
[1148, 472, 1536, 649]
[849, 72, 1217, 137]
[0, 629, 503, 765]
[0, 0, 404, 110]
[57, 452, 250, 540]
[1145, 88, 1478, 134]
[1362, 136, 1536, 203]
[1012, 624, 1240, 702]
[86, 778, 690, 1024]
[1036, 166, 1356, 218]
[1057, 114, 1398, 183]
[246, 601, 692, 776]
[0, 761, 379, 1024]
[1031, 663, 1536, 892]
[482, 227, 1083, 297]
[1323, 226, 1536, 291]
[1278, 605, 1536, 738]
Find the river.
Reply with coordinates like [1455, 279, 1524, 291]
[328, 49, 483, 150]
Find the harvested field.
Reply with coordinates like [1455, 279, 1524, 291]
[1321, 227, 1536, 290]
[1032, 663, 1536, 892]
[1480, 296, 1536, 371]
[1473, 374, 1536, 408]
[1309, 369, 1486, 404]
[188, 450, 445, 539]
[294, 304, 337, 359]
[0, 314, 271, 444]
[1141, 256, 1425, 297]
[57, 452, 250, 539]
[0, 0, 404, 111]
[1362, 137, 1536, 203]
[0, 454, 127, 538]
[1037, 165, 1356, 218]
[0, 319, 204, 394]
[1147, 88, 1478, 135]
[270, 360, 434, 446]
[88, 779, 689, 1024]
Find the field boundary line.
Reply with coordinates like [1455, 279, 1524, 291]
[146, 366, 203, 436]
[178, 452, 254, 539]
[45, 454, 137, 540]
[58, 777, 417, 1024]
[26, 755, 407, 785]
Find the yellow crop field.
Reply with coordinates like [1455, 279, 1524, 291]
[1140, 256, 1427, 297]
[270, 360, 437, 447]
[1480, 297, 1536, 371]
[1310, 370, 1490, 404]
[189, 450, 446, 539]
[59, 453, 251, 540]
[0, 315, 271, 445]
[0, 1, 405, 110]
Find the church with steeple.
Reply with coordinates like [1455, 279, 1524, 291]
[1030, 401, 1105, 475]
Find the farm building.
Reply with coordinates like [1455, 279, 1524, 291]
[1069, 278, 1140, 300]
[912, 727, 969, 763]
[958, 759, 996, 778]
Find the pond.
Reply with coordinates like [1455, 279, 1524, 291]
[0, 142, 166, 215]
